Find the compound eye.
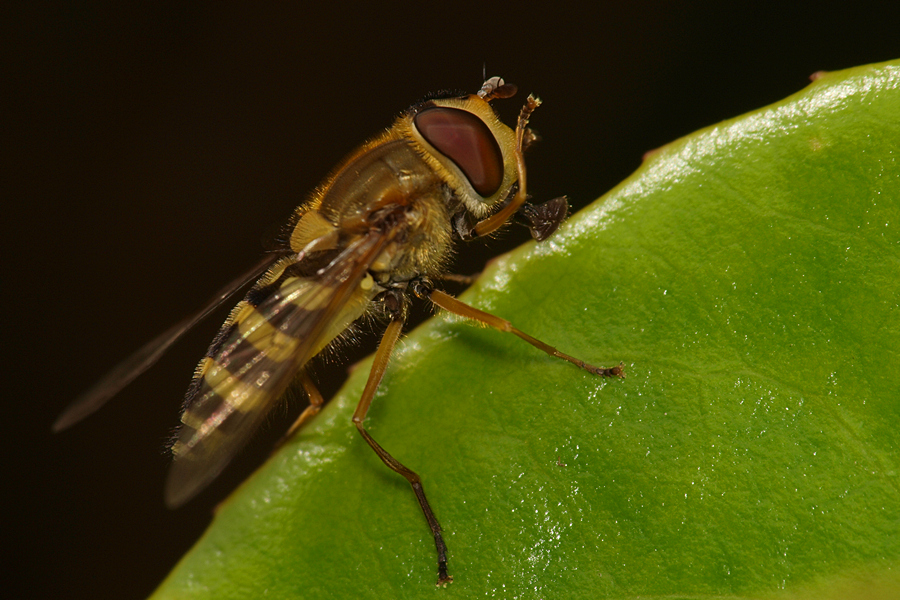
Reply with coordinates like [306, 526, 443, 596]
[414, 107, 504, 197]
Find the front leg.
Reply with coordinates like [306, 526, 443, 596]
[411, 279, 625, 379]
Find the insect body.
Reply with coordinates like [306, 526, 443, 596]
[54, 77, 625, 585]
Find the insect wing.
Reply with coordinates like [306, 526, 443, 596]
[164, 230, 392, 507]
[53, 253, 282, 432]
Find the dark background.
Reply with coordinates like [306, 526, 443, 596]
[5, 2, 898, 598]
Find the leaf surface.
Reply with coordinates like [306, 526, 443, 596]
[152, 60, 900, 599]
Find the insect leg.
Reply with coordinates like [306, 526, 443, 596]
[276, 370, 326, 448]
[435, 272, 480, 286]
[352, 301, 452, 586]
[414, 282, 625, 379]
[472, 95, 541, 237]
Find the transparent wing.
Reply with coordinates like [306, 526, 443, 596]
[53, 253, 282, 432]
[164, 230, 392, 507]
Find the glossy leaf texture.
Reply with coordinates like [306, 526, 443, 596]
[152, 60, 900, 599]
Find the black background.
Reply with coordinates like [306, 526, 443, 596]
[5, 2, 899, 598]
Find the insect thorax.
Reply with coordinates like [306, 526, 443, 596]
[294, 136, 459, 285]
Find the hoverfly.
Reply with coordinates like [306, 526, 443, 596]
[54, 76, 625, 585]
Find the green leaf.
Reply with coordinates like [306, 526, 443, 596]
[152, 60, 900, 599]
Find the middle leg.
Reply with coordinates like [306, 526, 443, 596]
[352, 290, 452, 586]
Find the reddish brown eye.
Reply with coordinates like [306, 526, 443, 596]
[414, 107, 503, 197]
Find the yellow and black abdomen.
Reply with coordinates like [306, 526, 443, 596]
[167, 251, 380, 507]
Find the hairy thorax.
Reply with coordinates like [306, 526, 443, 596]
[293, 136, 457, 286]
